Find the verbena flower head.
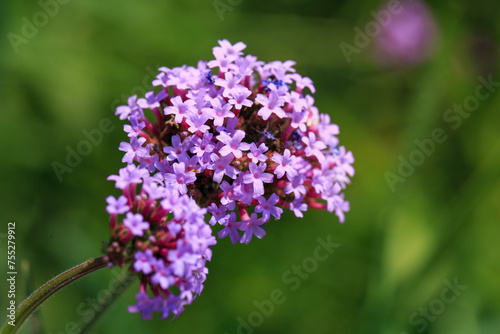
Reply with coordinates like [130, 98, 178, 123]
[105, 39, 354, 320]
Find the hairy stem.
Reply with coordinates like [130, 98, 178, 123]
[1, 256, 108, 334]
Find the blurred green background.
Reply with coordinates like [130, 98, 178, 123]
[1, 0, 499, 333]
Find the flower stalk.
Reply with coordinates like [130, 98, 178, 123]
[1, 256, 108, 334]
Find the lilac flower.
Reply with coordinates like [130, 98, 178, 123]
[255, 194, 283, 220]
[322, 184, 349, 223]
[311, 168, 328, 193]
[302, 132, 327, 163]
[217, 212, 241, 244]
[247, 143, 268, 164]
[141, 154, 160, 174]
[124, 212, 150, 236]
[203, 98, 235, 127]
[128, 292, 159, 320]
[234, 180, 254, 205]
[175, 197, 206, 224]
[271, 149, 298, 180]
[167, 65, 204, 90]
[333, 146, 355, 178]
[214, 71, 244, 98]
[242, 162, 274, 196]
[162, 294, 184, 319]
[288, 110, 308, 132]
[217, 116, 238, 135]
[152, 72, 169, 87]
[228, 86, 253, 109]
[133, 249, 156, 274]
[289, 196, 308, 218]
[255, 90, 286, 120]
[187, 88, 210, 113]
[168, 222, 182, 235]
[106, 195, 129, 215]
[163, 135, 192, 162]
[190, 132, 216, 161]
[316, 114, 339, 147]
[208, 48, 239, 73]
[290, 74, 316, 93]
[219, 180, 240, 205]
[164, 96, 196, 123]
[143, 182, 166, 200]
[155, 159, 172, 175]
[138, 90, 168, 109]
[333, 195, 350, 223]
[236, 54, 261, 77]
[119, 136, 148, 164]
[240, 213, 266, 244]
[167, 248, 198, 278]
[207, 203, 229, 226]
[284, 91, 308, 112]
[260, 60, 296, 81]
[217, 130, 250, 158]
[211, 154, 239, 183]
[214, 39, 246, 59]
[123, 115, 145, 138]
[178, 154, 202, 177]
[164, 162, 197, 194]
[108, 164, 148, 189]
[151, 259, 176, 289]
[285, 174, 307, 198]
[186, 114, 210, 133]
[115, 95, 140, 120]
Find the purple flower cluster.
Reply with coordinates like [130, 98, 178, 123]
[105, 167, 216, 319]
[106, 39, 354, 320]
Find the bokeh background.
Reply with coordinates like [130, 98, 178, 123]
[1, 0, 499, 333]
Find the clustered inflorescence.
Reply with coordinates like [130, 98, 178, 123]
[104, 40, 354, 320]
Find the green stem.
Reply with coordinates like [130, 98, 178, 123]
[1, 256, 108, 334]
